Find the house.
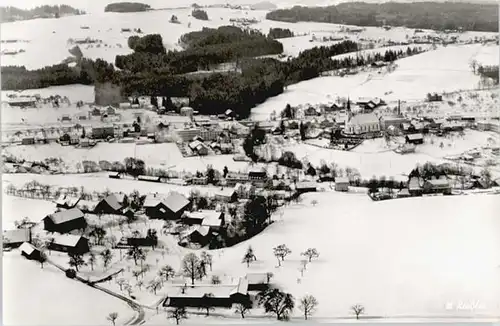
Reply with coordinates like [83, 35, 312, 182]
[246, 273, 271, 291]
[20, 242, 41, 260]
[225, 109, 236, 118]
[54, 195, 81, 209]
[248, 170, 267, 182]
[94, 193, 127, 215]
[138, 175, 163, 183]
[163, 280, 249, 308]
[105, 106, 116, 116]
[304, 107, 320, 117]
[396, 188, 411, 198]
[214, 188, 237, 202]
[21, 137, 35, 145]
[294, 181, 317, 194]
[344, 113, 380, 135]
[189, 176, 208, 185]
[79, 138, 92, 147]
[7, 97, 37, 108]
[69, 134, 80, 145]
[171, 97, 190, 107]
[49, 234, 90, 254]
[143, 193, 190, 220]
[423, 179, 452, 195]
[234, 183, 256, 199]
[334, 177, 350, 192]
[180, 107, 194, 117]
[408, 177, 424, 196]
[44, 208, 87, 233]
[379, 116, 409, 130]
[3, 229, 31, 248]
[200, 210, 224, 231]
[474, 178, 491, 189]
[324, 102, 344, 114]
[188, 225, 211, 245]
[356, 98, 385, 111]
[92, 125, 115, 139]
[90, 107, 102, 117]
[226, 173, 250, 187]
[405, 133, 424, 145]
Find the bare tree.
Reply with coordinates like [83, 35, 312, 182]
[273, 244, 292, 266]
[234, 302, 252, 318]
[182, 253, 201, 285]
[88, 252, 96, 271]
[351, 304, 365, 320]
[136, 280, 144, 290]
[168, 307, 187, 325]
[116, 278, 127, 291]
[311, 199, 318, 206]
[159, 265, 176, 282]
[39, 251, 48, 269]
[301, 248, 320, 262]
[147, 278, 163, 295]
[68, 253, 86, 271]
[101, 249, 113, 270]
[211, 275, 221, 285]
[199, 293, 215, 316]
[266, 272, 274, 283]
[242, 246, 257, 267]
[299, 295, 318, 320]
[106, 312, 118, 326]
[200, 251, 213, 271]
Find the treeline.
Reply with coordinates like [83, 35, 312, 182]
[331, 46, 424, 68]
[104, 2, 151, 13]
[1, 5, 85, 22]
[478, 65, 499, 84]
[115, 27, 283, 74]
[266, 2, 499, 32]
[192, 9, 208, 20]
[1, 58, 115, 90]
[268, 28, 294, 39]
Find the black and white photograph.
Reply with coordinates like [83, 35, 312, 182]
[1, 0, 499, 325]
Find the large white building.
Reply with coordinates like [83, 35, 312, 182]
[344, 112, 380, 134]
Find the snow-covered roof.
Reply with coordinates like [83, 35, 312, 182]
[168, 285, 238, 298]
[426, 179, 451, 187]
[246, 273, 268, 285]
[53, 234, 86, 247]
[47, 208, 84, 224]
[3, 229, 30, 244]
[406, 133, 423, 140]
[100, 194, 123, 211]
[336, 177, 350, 184]
[189, 140, 203, 150]
[295, 181, 317, 190]
[347, 113, 379, 126]
[193, 225, 210, 236]
[143, 194, 165, 208]
[20, 242, 36, 255]
[230, 277, 248, 296]
[215, 188, 236, 198]
[197, 210, 223, 228]
[163, 192, 190, 213]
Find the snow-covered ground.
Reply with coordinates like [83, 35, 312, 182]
[4, 190, 499, 323]
[331, 44, 434, 60]
[1, 4, 496, 69]
[2, 195, 56, 229]
[2, 84, 95, 104]
[3, 252, 133, 325]
[251, 44, 496, 121]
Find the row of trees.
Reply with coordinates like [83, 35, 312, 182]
[1, 5, 85, 22]
[266, 2, 498, 32]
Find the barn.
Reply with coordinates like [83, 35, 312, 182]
[94, 193, 127, 215]
[3, 229, 31, 249]
[20, 242, 41, 260]
[405, 133, 424, 145]
[49, 234, 90, 254]
[143, 192, 190, 220]
[334, 177, 350, 192]
[44, 208, 87, 234]
[245, 273, 271, 291]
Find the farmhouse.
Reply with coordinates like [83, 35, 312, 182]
[294, 181, 317, 194]
[43, 208, 87, 234]
[163, 279, 249, 308]
[379, 115, 409, 130]
[335, 177, 350, 192]
[304, 107, 320, 117]
[49, 234, 90, 254]
[214, 188, 237, 202]
[143, 193, 190, 220]
[234, 183, 256, 199]
[20, 242, 41, 260]
[200, 210, 225, 231]
[180, 107, 194, 117]
[94, 193, 127, 215]
[245, 273, 271, 291]
[21, 137, 35, 145]
[54, 195, 81, 209]
[92, 125, 115, 139]
[408, 177, 424, 196]
[226, 173, 250, 186]
[423, 179, 452, 195]
[405, 133, 424, 145]
[188, 225, 211, 245]
[344, 113, 380, 135]
[3, 228, 31, 248]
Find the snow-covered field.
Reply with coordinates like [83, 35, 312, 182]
[1, 3, 496, 69]
[4, 190, 499, 323]
[2, 195, 56, 229]
[331, 44, 434, 60]
[251, 44, 496, 121]
[3, 252, 132, 325]
[2, 84, 95, 104]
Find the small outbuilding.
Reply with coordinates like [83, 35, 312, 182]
[20, 242, 41, 260]
[49, 234, 90, 255]
[334, 177, 350, 192]
[406, 133, 424, 145]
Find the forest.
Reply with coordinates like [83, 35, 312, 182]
[0, 5, 85, 22]
[104, 2, 151, 13]
[266, 2, 499, 32]
[268, 28, 294, 39]
[116, 27, 284, 74]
